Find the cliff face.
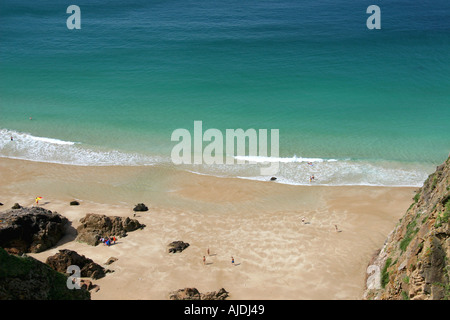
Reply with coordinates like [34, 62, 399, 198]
[364, 156, 450, 300]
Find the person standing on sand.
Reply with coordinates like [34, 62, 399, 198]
[207, 248, 210, 256]
[231, 256, 234, 265]
[203, 256, 206, 265]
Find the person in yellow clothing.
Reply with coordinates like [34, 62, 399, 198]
[35, 197, 42, 205]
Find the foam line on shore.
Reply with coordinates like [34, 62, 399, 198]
[1, 128, 434, 186]
[234, 155, 339, 163]
[0, 128, 160, 166]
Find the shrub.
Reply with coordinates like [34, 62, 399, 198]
[401, 291, 410, 300]
[400, 220, 419, 252]
[431, 176, 438, 190]
[381, 257, 392, 289]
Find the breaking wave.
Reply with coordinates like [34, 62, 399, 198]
[0, 129, 160, 166]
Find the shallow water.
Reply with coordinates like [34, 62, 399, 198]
[1, 0, 449, 186]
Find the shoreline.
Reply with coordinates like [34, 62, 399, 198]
[0, 157, 417, 299]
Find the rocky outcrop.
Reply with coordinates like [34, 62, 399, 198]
[46, 249, 107, 280]
[201, 288, 230, 300]
[168, 241, 190, 253]
[169, 288, 229, 300]
[0, 247, 90, 300]
[364, 156, 450, 300]
[75, 213, 144, 246]
[0, 207, 69, 254]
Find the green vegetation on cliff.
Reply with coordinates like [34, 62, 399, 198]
[0, 247, 90, 300]
[364, 156, 450, 300]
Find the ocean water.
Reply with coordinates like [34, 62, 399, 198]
[0, 0, 449, 186]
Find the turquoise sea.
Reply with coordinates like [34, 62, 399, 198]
[0, 0, 449, 186]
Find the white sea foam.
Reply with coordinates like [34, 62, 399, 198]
[29, 135, 77, 145]
[0, 129, 159, 166]
[0, 128, 434, 186]
[233, 155, 338, 163]
[183, 157, 432, 187]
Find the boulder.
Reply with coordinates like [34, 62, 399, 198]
[105, 257, 118, 265]
[70, 200, 80, 206]
[169, 288, 201, 300]
[133, 203, 148, 212]
[45, 249, 107, 280]
[76, 231, 100, 247]
[11, 203, 21, 209]
[169, 287, 229, 300]
[168, 241, 190, 253]
[201, 288, 230, 300]
[0, 207, 69, 254]
[75, 213, 144, 246]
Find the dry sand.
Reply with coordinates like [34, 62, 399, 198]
[0, 157, 417, 299]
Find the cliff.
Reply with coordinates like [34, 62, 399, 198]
[364, 156, 450, 300]
[0, 247, 90, 300]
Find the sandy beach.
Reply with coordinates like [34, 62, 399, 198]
[0, 157, 417, 300]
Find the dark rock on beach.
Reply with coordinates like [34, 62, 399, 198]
[11, 203, 22, 209]
[46, 249, 107, 280]
[201, 288, 230, 300]
[133, 203, 148, 212]
[105, 257, 118, 265]
[0, 207, 69, 254]
[169, 287, 201, 300]
[75, 213, 145, 246]
[168, 241, 190, 253]
[70, 200, 80, 206]
[169, 287, 229, 300]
